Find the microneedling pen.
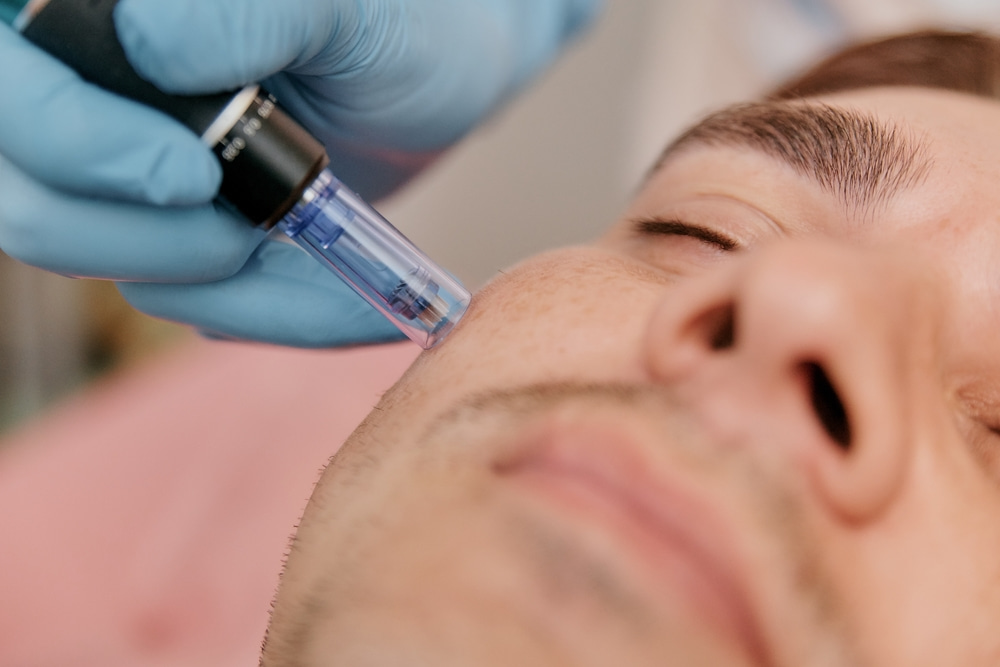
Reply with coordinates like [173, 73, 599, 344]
[2, 0, 471, 349]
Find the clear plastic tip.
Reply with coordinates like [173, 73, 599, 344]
[279, 170, 471, 349]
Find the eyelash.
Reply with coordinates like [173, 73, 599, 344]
[953, 404, 1000, 477]
[633, 217, 741, 252]
[967, 422, 1000, 474]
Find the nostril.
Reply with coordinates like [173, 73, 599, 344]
[697, 303, 736, 351]
[803, 362, 852, 450]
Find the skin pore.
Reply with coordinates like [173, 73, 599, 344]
[260, 87, 1000, 666]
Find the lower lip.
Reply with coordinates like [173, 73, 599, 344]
[496, 421, 766, 663]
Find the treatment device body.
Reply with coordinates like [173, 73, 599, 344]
[3, 0, 470, 348]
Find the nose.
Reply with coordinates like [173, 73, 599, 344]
[644, 240, 936, 520]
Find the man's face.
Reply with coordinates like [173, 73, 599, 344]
[262, 87, 1000, 666]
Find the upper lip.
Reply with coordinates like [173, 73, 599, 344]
[494, 414, 769, 664]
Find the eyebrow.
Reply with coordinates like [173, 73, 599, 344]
[652, 102, 932, 216]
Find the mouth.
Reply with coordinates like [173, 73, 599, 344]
[494, 415, 768, 664]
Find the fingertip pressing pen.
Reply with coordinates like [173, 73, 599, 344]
[4, 0, 471, 349]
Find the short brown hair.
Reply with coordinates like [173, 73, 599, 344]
[770, 30, 1000, 101]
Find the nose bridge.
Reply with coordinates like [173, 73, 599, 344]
[644, 240, 932, 520]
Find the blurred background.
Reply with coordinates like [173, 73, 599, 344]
[3, 0, 1000, 433]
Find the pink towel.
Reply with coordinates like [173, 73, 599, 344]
[0, 339, 417, 667]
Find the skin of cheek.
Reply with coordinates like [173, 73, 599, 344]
[371, 245, 673, 436]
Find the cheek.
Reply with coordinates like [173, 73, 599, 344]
[400, 248, 666, 409]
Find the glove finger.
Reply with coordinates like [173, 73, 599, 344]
[118, 239, 406, 348]
[114, 0, 347, 94]
[0, 158, 262, 282]
[0, 24, 219, 206]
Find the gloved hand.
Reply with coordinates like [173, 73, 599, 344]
[0, 0, 600, 347]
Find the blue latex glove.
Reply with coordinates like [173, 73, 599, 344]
[0, 0, 601, 347]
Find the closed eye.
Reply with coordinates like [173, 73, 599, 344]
[633, 218, 742, 252]
[968, 422, 1000, 478]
